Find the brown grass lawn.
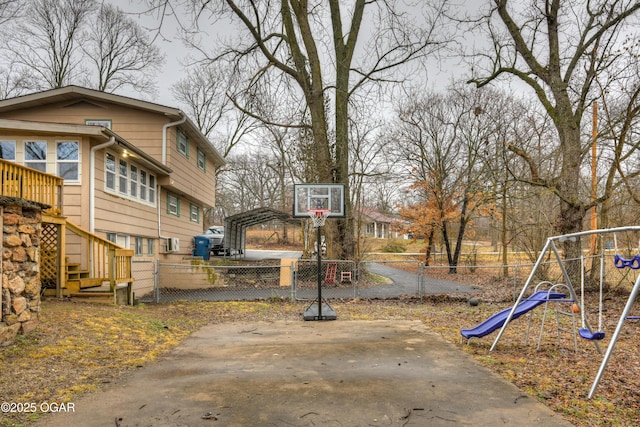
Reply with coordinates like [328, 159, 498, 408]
[1, 295, 639, 426]
[1, 235, 639, 426]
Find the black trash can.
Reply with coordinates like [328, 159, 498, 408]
[194, 235, 211, 261]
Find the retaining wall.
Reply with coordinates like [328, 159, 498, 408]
[0, 203, 42, 345]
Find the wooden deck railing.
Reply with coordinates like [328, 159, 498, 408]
[65, 220, 134, 292]
[113, 248, 134, 287]
[0, 158, 63, 213]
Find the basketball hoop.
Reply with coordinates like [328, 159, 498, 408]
[307, 209, 331, 228]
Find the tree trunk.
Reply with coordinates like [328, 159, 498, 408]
[441, 221, 457, 274]
[424, 228, 435, 267]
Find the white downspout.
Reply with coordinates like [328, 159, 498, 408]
[90, 137, 116, 233]
[159, 114, 187, 252]
[162, 113, 187, 165]
[157, 184, 169, 240]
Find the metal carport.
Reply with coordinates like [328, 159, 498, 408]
[223, 207, 297, 254]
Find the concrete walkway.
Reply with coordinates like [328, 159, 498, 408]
[37, 320, 573, 427]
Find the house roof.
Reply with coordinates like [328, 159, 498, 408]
[0, 118, 172, 176]
[0, 85, 225, 167]
[360, 207, 403, 224]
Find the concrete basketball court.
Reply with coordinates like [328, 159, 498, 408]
[38, 320, 573, 426]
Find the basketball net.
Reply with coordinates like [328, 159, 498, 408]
[307, 209, 331, 228]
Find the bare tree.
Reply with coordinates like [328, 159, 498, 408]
[84, 3, 164, 96]
[0, 0, 19, 25]
[595, 42, 640, 230]
[0, 62, 39, 99]
[172, 61, 287, 161]
[5, 0, 95, 89]
[465, 0, 640, 259]
[165, 0, 450, 259]
[391, 85, 497, 271]
[348, 98, 396, 262]
[172, 62, 236, 139]
[219, 152, 284, 213]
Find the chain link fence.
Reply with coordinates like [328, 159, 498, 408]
[137, 251, 639, 304]
[139, 259, 358, 303]
[140, 258, 512, 303]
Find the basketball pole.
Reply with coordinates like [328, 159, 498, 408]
[303, 213, 336, 321]
[316, 223, 323, 318]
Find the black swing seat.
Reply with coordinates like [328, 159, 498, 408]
[614, 254, 640, 269]
[579, 328, 605, 341]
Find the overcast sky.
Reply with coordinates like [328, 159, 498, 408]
[113, 1, 471, 107]
[110, 1, 532, 114]
[113, 0, 193, 105]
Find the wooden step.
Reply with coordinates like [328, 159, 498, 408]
[65, 278, 107, 292]
[67, 292, 113, 298]
[66, 263, 91, 280]
[67, 292, 115, 304]
[66, 271, 90, 280]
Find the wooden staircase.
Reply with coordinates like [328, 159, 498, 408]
[41, 215, 134, 304]
[65, 261, 108, 292]
[0, 159, 132, 304]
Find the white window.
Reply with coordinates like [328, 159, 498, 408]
[0, 141, 16, 161]
[190, 204, 199, 223]
[25, 141, 47, 172]
[130, 165, 138, 198]
[107, 233, 129, 248]
[147, 238, 154, 256]
[116, 234, 129, 248]
[105, 153, 116, 190]
[140, 170, 147, 201]
[167, 193, 179, 216]
[104, 151, 155, 205]
[57, 141, 79, 181]
[134, 237, 143, 256]
[149, 175, 156, 202]
[197, 148, 206, 171]
[119, 159, 128, 195]
[177, 130, 188, 157]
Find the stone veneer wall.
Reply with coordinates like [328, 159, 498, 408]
[0, 203, 42, 345]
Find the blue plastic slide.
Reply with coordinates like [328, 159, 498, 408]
[460, 291, 566, 340]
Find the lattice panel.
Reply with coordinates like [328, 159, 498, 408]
[40, 222, 59, 289]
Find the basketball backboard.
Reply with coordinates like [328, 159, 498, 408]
[293, 183, 345, 218]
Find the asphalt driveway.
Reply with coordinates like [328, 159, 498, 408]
[361, 262, 476, 297]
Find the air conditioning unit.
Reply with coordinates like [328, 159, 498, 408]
[166, 237, 179, 253]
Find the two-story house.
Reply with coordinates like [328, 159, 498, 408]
[0, 86, 225, 299]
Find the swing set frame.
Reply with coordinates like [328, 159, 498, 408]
[490, 226, 640, 399]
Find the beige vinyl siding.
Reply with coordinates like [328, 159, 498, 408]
[60, 188, 84, 225]
[158, 187, 203, 254]
[1, 101, 167, 161]
[165, 128, 216, 207]
[59, 137, 91, 226]
[93, 196, 158, 237]
[0, 133, 83, 183]
[0, 131, 87, 225]
[2, 96, 217, 256]
[92, 150, 158, 238]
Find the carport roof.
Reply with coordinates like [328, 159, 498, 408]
[223, 207, 298, 251]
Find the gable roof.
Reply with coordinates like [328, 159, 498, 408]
[0, 86, 225, 167]
[0, 85, 178, 117]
